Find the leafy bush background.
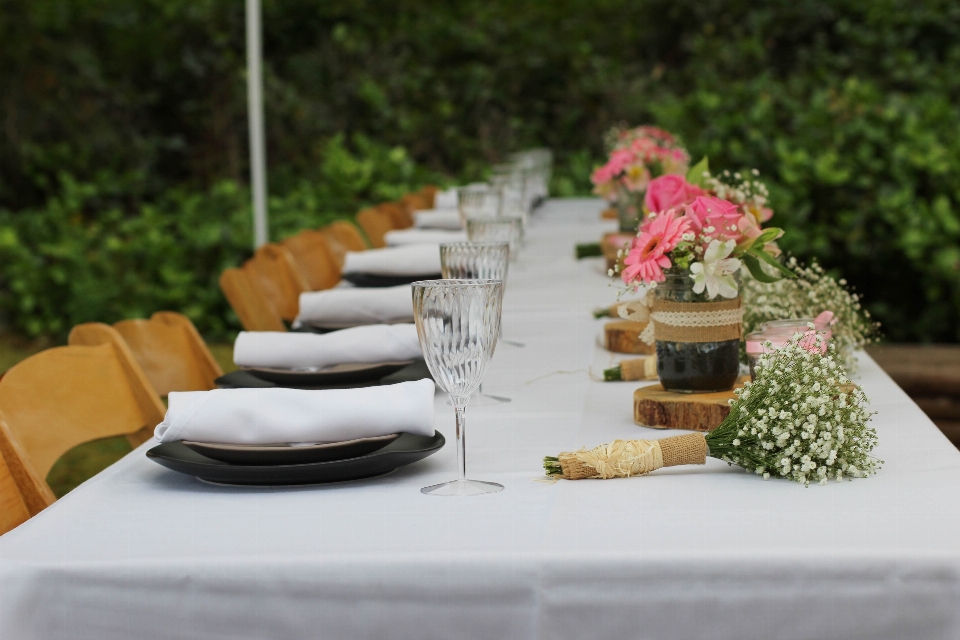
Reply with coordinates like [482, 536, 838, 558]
[2, 0, 958, 341]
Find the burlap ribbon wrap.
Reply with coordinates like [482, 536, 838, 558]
[556, 433, 708, 480]
[651, 297, 744, 343]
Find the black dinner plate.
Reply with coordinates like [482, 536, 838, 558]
[239, 360, 414, 386]
[215, 359, 432, 390]
[341, 272, 441, 288]
[147, 431, 445, 485]
[182, 433, 401, 465]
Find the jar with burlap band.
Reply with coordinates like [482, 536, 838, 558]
[653, 270, 742, 393]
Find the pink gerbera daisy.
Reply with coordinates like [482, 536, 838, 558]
[621, 209, 691, 285]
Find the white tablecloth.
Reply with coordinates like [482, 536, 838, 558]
[3, 198, 960, 640]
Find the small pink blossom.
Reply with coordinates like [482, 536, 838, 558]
[621, 209, 691, 285]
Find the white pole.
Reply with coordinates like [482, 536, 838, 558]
[246, 0, 268, 249]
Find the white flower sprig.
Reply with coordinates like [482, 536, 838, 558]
[705, 335, 881, 486]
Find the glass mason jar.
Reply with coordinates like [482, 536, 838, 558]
[614, 188, 644, 233]
[654, 270, 741, 393]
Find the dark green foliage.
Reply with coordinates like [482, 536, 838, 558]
[0, 135, 441, 338]
[1, 0, 958, 341]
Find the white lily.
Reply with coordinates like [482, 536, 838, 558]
[689, 239, 742, 299]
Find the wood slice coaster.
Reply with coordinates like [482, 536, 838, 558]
[604, 321, 655, 354]
[601, 232, 632, 273]
[633, 376, 751, 431]
[600, 207, 618, 220]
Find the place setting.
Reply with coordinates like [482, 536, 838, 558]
[148, 214, 526, 490]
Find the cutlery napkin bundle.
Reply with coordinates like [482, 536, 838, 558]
[295, 285, 413, 328]
[342, 244, 441, 277]
[154, 379, 436, 444]
[384, 228, 467, 246]
[234, 324, 422, 370]
[413, 209, 463, 230]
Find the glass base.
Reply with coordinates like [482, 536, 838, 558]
[421, 479, 504, 496]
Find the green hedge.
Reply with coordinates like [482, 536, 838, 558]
[2, 0, 958, 341]
[0, 135, 442, 338]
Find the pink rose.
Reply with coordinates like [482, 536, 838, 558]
[684, 196, 742, 239]
[644, 175, 705, 213]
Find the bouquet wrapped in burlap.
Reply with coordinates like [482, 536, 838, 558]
[546, 336, 881, 486]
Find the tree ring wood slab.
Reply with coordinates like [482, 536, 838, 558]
[604, 321, 655, 355]
[633, 377, 751, 431]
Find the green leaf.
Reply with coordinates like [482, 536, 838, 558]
[685, 157, 710, 187]
[750, 227, 783, 250]
[749, 248, 796, 278]
[741, 254, 782, 283]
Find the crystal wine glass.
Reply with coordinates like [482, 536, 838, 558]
[465, 217, 523, 261]
[412, 279, 504, 496]
[464, 218, 524, 347]
[440, 242, 511, 404]
[457, 184, 502, 223]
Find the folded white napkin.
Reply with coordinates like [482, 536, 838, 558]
[154, 379, 436, 444]
[384, 228, 467, 246]
[295, 285, 413, 327]
[342, 244, 441, 276]
[234, 324, 422, 370]
[413, 208, 463, 230]
[434, 187, 459, 209]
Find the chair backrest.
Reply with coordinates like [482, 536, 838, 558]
[69, 313, 223, 397]
[282, 230, 341, 291]
[420, 185, 439, 208]
[0, 410, 54, 535]
[321, 221, 367, 267]
[323, 220, 368, 253]
[378, 201, 413, 229]
[0, 342, 166, 479]
[219, 267, 287, 332]
[400, 192, 432, 216]
[243, 244, 309, 322]
[356, 208, 396, 249]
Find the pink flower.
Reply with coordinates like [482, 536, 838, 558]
[644, 175, 705, 213]
[683, 196, 743, 240]
[621, 209, 691, 284]
[590, 149, 634, 185]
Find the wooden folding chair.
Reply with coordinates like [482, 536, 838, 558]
[69, 312, 224, 397]
[378, 201, 413, 229]
[0, 411, 54, 535]
[400, 191, 432, 216]
[356, 207, 397, 249]
[0, 342, 167, 485]
[243, 244, 309, 323]
[219, 267, 287, 332]
[320, 221, 368, 268]
[282, 230, 341, 291]
[420, 185, 439, 208]
[323, 220, 368, 253]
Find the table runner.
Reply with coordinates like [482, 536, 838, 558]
[2, 198, 960, 640]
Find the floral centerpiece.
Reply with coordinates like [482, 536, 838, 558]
[614, 160, 793, 392]
[591, 125, 690, 232]
[621, 162, 791, 293]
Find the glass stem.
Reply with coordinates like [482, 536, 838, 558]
[453, 401, 467, 483]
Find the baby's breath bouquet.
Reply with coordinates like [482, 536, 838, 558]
[742, 257, 881, 372]
[544, 336, 881, 486]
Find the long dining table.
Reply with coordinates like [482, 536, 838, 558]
[3, 198, 960, 640]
